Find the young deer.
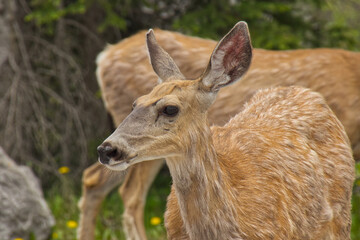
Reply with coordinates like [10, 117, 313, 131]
[79, 27, 360, 240]
[97, 22, 354, 239]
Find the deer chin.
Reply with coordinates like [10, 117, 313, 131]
[104, 154, 138, 171]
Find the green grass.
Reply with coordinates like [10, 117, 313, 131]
[47, 168, 170, 240]
[93, 168, 170, 240]
[47, 164, 360, 240]
[352, 162, 360, 240]
[353, 187, 360, 240]
[46, 183, 80, 240]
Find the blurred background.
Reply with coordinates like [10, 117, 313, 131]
[0, 0, 359, 239]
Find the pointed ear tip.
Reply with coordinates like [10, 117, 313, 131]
[237, 21, 247, 25]
[146, 29, 155, 38]
[235, 21, 249, 30]
[233, 21, 251, 40]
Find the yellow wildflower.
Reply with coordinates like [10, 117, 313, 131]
[58, 166, 70, 174]
[150, 216, 161, 226]
[52, 232, 59, 239]
[14, 238, 24, 240]
[66, 220, 78, 229]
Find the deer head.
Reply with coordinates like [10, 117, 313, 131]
[97, 21, 252, 171]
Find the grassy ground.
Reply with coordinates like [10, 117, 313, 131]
[47, 167, 170, 240]
[47, 164, 360, 240]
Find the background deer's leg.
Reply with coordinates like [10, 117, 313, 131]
[120, 159, 165, 240]
[78, 162, 125, 240]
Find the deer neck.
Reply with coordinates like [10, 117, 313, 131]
[166, 125, 243, 240]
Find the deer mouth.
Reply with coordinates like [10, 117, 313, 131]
[105, 154, 138, 171]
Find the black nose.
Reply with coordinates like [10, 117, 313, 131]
[97, 143, 118, 165]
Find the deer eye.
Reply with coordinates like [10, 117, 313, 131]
[162, 105, 179, 117]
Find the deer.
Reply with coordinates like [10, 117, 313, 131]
[96, 21, 355, 239]
[78, 27, 360, 240]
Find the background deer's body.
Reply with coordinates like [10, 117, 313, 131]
[78, 29, 360, 240]
[165, 86, 354, 240]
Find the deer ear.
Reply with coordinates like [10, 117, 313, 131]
[146, 29, 185, 82]
[201, 22, 252, 91]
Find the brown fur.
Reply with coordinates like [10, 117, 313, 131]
[164, 86, 354, 239]
[78, 28, 360, 240]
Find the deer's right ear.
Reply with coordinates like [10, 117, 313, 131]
[201, 22, 252, 92]
[146, 29, 185, 83]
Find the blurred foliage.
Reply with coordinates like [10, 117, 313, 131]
[172, 0, 360, 50]
[25, 0, 129, 34]
[25, 0, 360, 49]
[25, 0, 86, 26]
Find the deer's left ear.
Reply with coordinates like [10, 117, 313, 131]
[201, 22, 252, 92]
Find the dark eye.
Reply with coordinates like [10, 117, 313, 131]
[162, 105, 179, 117]
[132, 102, 137, 110]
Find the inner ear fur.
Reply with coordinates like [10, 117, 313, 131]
[201, 21, 253, 92]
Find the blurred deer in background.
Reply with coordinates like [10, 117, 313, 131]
[78, 25, 360, 240]
[97, 22, 355, 239]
